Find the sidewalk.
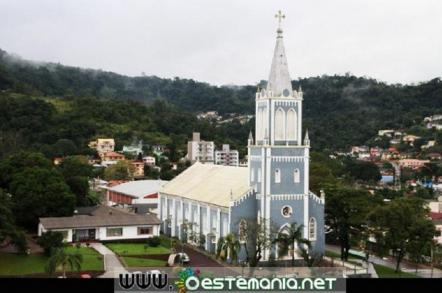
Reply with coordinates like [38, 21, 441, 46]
[89, 243, 128, 278]
[326, 244, 442, 278]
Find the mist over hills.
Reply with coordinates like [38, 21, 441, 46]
[1, 48, 442, 153]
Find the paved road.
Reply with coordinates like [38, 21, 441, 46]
[326, 244, 442, 278]
[182, 246, 223, 267]
[89, 242, 128, 278]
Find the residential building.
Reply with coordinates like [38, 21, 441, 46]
[187, 132, 215, 163]
[215, 144, 239, 166]
[38, 206, 161, 242]
[100, 151, 125, 167]
[131, 160, 145, 178]
[197, 111, 221, 120]
[421, 140, 436, 150]
[158, 20, 324, 261]
[89, 138, 115, 155]
[398, 159, 430, 169]
[351, 146, 369, 154]
[430, 212, 442, 245]
[122, 141, 143, 156]
[152, 145, 166, 156]
[403, 135, 421, 144]
[378, 129, 395, 137]
[143, 156, 156, 166]
[426, 153, 442, 161]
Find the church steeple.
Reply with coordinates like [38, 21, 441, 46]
[267, 10, 293, 97]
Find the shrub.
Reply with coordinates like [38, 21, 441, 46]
[146, 236, 161, 247]
[37, 231, 64, 256]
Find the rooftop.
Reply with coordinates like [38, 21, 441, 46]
[105, 179, 169, 199]
[160, 162, 250, 207]
[39, 205, 161, 229]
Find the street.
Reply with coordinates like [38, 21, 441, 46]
[326, 244, 442, 278]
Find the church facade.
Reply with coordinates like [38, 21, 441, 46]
[158, 17, 324, 261]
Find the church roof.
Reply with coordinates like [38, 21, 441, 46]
[160, 162, 250, 207]
[266, 25, 293, 97]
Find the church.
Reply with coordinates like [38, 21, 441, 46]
[158, 13, 324, 261]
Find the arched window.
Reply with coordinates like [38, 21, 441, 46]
[294, 169, 300, 183]
[250, 168, 254, 182]
[274, 168, 281, 183]
[286, 108, 297, 140]
[274, 108, 285, 140]
[257, 168, 261, 182]
[309, 217, 317, 241]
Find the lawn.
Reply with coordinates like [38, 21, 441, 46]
[373, 264, 419, 278]
[0, 253, 48, 275]
[122, 257, 167, 267]
[106, 243, 170, 256]
[0, 247, 103, 276]
[65, 246, 104, 271]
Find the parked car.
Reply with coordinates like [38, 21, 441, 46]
[176, 252, 190, 264]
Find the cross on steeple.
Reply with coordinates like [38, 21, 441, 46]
[275, 10, 285, 28]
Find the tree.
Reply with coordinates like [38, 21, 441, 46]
[325, 185, 378, 261]
[58, 155, 93, 206]
[309, 152, 342, 195]
[9, 167, 75, 229]
[274, 222, 310, 266]
[0, 152, 52, 189]
[58, 156, 93, 178]
[0, 189, 27, 253]
[344, 160, 381, 183]
[52, 139, 78, 157]
[240, 217, 277, 267]
[368, 197, 436, 272]
[104, 160, 135, 181]
[419, 162, 442, 182]
[45, 248, 83, 278]
[37, 231, 65, 256]
[216, 233, 240, 264]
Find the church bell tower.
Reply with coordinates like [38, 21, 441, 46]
[248, 11, 314, 260]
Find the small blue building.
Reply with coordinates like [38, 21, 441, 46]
[159, 17, 324, 263]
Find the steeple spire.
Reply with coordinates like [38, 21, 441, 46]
[304, 129, 310, 146]
[248, 131, 254, 145]
[267, 10, 293, 97]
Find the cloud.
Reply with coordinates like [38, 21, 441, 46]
[0, 0, 440, 85]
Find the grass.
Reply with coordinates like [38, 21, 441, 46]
[0, 246, 103, 276]
[325, 250, 341, 258]
[373, 264, 419, 278]
[0, 253, 48, 276]
[65, 246, 104, 271]
[121, 257, 167, 267]
[105, 243, 170, 256]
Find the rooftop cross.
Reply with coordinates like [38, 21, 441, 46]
[275, 10, 285, 28]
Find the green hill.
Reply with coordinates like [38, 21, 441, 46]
[1, 48, 442, 155]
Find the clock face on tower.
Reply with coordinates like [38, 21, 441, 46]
[283, 88, 290, 97]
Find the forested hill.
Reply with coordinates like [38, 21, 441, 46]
[1, 48, 442, 152]
[0, 49, 255, 115]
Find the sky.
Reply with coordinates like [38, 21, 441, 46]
[0, 0, 441, 86]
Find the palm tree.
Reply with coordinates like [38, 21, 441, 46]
[217, 233, 240, 264]
[275, 222, 310, 266]
[45, 248, 83, 278]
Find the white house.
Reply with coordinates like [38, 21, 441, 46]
[38, 206, 161, 242]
